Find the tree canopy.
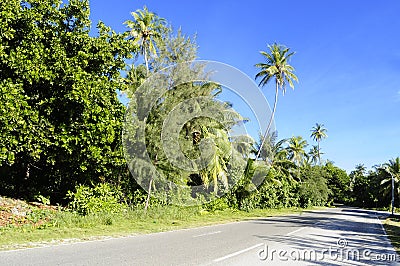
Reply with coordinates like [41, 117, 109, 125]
[0, 0, 133, 201]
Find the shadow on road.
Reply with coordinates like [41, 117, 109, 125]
[250, 207, 397, 265]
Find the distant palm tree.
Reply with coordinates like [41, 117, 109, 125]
[349, 163, 367, 192]
[380, 157, 400, 203]
[287, 136, 308, 167]
[310, 123, 328, 164]
[255, 43, 298, 160]
[354, 164, 367, 175]
[124, 6, 168, 74]
[308, 145, 321, 165]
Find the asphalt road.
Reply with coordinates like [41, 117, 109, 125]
[0, 207, 398, 265]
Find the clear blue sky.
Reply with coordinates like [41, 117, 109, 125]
[89, 0, 400, 172]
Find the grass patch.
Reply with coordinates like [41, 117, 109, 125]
[384, 216, 400, 254]
[0, 205, 322, 250]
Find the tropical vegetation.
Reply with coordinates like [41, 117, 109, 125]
[0, 1, 398, 244]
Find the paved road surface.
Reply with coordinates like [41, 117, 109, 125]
[0, 207, 398, 265]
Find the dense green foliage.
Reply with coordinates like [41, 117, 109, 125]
[67, 183, 127, 215]
[0, 0, 133, 201]
[1, 2, 397, 215]
[324, 163, 350, 203]
[297, 166, 330, 207]
[350, 159, 400, 209]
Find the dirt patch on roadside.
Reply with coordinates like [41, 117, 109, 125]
[0, 196, 57, 227]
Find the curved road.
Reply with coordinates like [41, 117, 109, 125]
[0, 207, 398, 265]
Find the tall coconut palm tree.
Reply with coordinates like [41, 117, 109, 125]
[255, 43, 298, 160]
[124, 7, 168, 211]
[310, 123, 328, 164]
[124, 6, 168, 74]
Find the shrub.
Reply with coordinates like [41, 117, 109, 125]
[205, 197, 231, 212]
[297, 166, 330, 208]
[67, 183, 127, 215]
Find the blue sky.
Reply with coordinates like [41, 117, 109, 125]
[89, 0, 400, 172]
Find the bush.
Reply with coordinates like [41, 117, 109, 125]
[205, 197, 231, 212]
[67, 183, 127, 215]
[297, 166, 330, 208]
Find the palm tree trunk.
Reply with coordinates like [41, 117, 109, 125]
[255, 82, 279, 160]
[317, 140, 321, 165]
[144, 45, 149, 75]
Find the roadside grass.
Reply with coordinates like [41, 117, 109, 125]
[384, 216, 400, 254]
[0, 205, 322, 250]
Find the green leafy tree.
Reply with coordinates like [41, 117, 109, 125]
[351, 165, 381, 207]
[0, 0, 132, 201]
[310, 123, 328, 165]
[297, 165, 330, 208]
[349, 164, 366, 191]
[254, 43, 298, 160]
[323, 162, 350, 204]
